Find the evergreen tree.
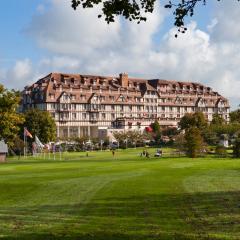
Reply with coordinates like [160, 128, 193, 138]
[233, 134, 240, 158]
[184, 127, 205, 158]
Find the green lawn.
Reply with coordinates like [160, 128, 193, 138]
[1, 148, 240, 239]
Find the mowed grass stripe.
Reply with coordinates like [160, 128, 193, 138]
[0, 149, 240, 239]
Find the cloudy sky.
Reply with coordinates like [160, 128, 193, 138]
[0, 0, 240, 109]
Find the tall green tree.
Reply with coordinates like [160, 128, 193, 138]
[150, 120, 161, 143]
[179, 112, 207, 131]
[233, 134, 240, 158]
[0, 85, 25, 146]
[24, 109, 56, 143]
[184, 127, 205, 158]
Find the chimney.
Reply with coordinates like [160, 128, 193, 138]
[119, 73, 128, 88]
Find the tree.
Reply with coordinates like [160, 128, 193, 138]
[211, 113, 225, 125]
[184, 127, 205, 158]
[233, 134, 240, 158]
[150, 120, 161, 143]
[179, 112, 207, 131]
[174, 132, 186, 155]
[0, 85, 25, 146]
[230, 109, 240, 123]
[24, 109, 56, 143]
[71, 0, 238, 36]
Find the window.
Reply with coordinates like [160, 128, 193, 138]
[64, 113, 69, 119]
[137, 106, 141, 111]
[129, 106, 132, 111]
[62, 103, 68, 110]
[109, 96, 115, 101]
[80, 95, 86, 100]
[49, 94, 55, 100]
[120, 95, 124, 102]
[51, 113, 55, 118]
[71, 95, 76, 100]
[72, 104, 76, 110]
[120, 105, 124, 111]
[51, 103, 55, 109]
[111, 105, 115, 110]
[135, 97, 140, 102]
[82, 113, 87, 119]
[102, 113, 106, 119]
[101, 105, 106, 110]
[170, 107, 173, 111]
[72, 113, 77, 120]
[111, 113, 115, 119]
[161, 106, 165, 111]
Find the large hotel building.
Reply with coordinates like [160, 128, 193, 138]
[21, 72, 230, 140]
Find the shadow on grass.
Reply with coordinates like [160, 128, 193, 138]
[0, 191, 240, 240]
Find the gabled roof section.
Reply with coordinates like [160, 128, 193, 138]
[88, 93, 101, 103]
[196, 97, 205, 107]
[116, 94, 126, 102]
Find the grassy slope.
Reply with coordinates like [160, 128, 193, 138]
[0, 149, 240, 240]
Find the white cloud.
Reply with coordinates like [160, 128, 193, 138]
[0, 59, 34, 89]
[2, 0, 240, 109]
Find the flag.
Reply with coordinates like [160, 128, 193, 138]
[35, 135, 44, 148]
[24, 127, 33, 138]
[145, 126, 153, 132]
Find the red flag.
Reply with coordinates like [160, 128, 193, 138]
[145, 126, 153, 132]
[24, 128, 33, 138]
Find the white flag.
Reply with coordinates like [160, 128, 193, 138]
[35, 136, 44, 148]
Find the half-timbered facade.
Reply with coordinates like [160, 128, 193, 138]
[21, 72, 230, 139]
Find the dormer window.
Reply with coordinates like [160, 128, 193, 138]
[49, 93, 55, 100]
[120, 95, 124, 102]
[71, 95, 76, 100]
[80, 95, 86, 100]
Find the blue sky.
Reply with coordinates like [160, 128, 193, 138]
[0, 0, 240, 109]
[0, 0, 211, 68]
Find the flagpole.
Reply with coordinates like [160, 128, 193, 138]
[25, 129, 27, 157]
[24, 127, 26, 158]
